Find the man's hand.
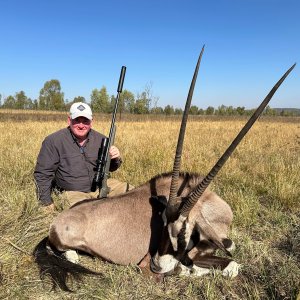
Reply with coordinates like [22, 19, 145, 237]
[109, 146, 121, 159]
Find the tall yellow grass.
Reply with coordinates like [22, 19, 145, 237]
[0, 114, 299, 299]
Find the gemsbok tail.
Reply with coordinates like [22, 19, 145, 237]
[33, 237, 100, 292]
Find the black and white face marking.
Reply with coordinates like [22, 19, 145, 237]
[151, 253, 179, 274]
[162, 208, 167, 226]
[168, 215, 193, 253]
[151, 214, 194, 275]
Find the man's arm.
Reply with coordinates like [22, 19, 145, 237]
[34, 138, 59, 206]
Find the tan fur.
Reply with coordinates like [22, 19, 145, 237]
[188, 189, 233, 247]
[49, 172, 233, 266]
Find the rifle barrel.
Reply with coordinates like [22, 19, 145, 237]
[91, 66, 127, 196]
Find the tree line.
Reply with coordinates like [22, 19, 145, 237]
[0, 79, 298, 116]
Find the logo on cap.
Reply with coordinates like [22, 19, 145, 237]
[77, 104, 86, 111]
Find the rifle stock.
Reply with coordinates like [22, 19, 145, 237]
[91, 66, 126, 197]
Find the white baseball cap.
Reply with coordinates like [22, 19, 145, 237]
[69, 102, 93, 120]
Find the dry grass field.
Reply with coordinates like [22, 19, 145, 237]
[0, 110, 299, 299]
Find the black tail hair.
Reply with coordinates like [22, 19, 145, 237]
[33, 237, 100, 292]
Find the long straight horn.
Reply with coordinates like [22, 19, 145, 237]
[179, 63, 296, 217]
[168, 46, 205, 208]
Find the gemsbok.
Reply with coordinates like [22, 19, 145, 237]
[33, 46, 296, 291]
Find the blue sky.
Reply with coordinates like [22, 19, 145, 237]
[0, 0, 299, 109]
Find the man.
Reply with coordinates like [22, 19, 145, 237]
[34, 102, 132, 211]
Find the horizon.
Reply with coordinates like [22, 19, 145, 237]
[1, 0, 299, 109]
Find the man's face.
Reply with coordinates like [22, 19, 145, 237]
[68, 116, 92, 140]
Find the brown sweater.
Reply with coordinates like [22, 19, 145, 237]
[34, 127, 122, 205]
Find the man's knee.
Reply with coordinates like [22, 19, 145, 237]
[107, 178, 135, 197]
[64, 191, 91, 206]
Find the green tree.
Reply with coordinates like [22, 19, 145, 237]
[109, 95, 116, 114]
[39, 79, 64, 110]
[33, 99, 39, 109]
[121, 89, 135, 113]
[174, 108, 183, 115]
[109, 90, 136, 118]
[236, 106, 245, 115]
[72, 96, 86, 103]
[133, 98, 148, 114]
[2, 95, 16, 108]
[206, 106, 215, 115]
[216, 105, 226, 115]
[264, 105, 276, 116]
[198, 108, 204, 115]
[15, 91, 26, 109]
[164, 105, 174, 115]
[279, 109, 291, 116]
[65, 96, 86, 110]
[133, 92, 149, 114]
[15, 91, 33, 109]
[189, 105, 199, 115]
[90, 86, 110, 113]
[226, 105, 235, 115]
[150, 106, 164, 114]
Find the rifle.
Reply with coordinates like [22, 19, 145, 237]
[91, 66, 126, 198]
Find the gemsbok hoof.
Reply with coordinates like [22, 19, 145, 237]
[222, 261, 240, 278]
